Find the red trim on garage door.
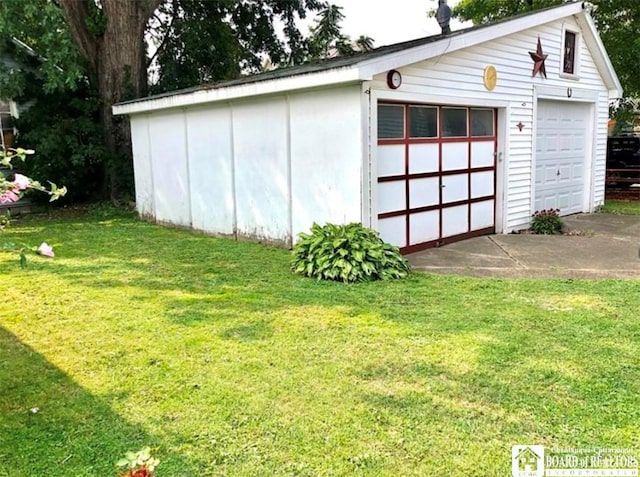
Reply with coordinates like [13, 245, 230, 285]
[377, 103, 497, 253]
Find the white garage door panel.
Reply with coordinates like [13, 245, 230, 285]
[471, 201, 495, 230]
[409, 144, 439, 174]
[535, 100, 590, 215]
[378, 181, 406, 214]
[378, 216, 406, 247]
[378, 145, 405, 177]
[410, 211, 439, 245]
[442, 205, 469, 237]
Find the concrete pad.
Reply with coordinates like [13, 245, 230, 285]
[407, 213, 640, 279]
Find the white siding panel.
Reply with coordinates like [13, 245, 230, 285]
[130, 116, 153, 218]
[233, 98, 289, 242]
[289, 86, 362, 237]
[186, 106, 235, 235]
[148, 111, 191, 227]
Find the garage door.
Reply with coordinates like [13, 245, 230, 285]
[535, 100, 590, 215]
[376, 103, 497, 253]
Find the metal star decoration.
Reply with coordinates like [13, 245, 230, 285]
[529, 37, 548, 78]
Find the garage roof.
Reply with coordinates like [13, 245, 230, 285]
[114, 1, 622, 116]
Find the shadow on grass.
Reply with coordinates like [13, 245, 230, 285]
[0, 325, 199, 477]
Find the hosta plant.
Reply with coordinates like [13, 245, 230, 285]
[530, 208, 563, 235]
[292, 222, 410, 283]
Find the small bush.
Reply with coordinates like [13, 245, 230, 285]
[291, 222, 409, 283]
[530, 209, 563, 235]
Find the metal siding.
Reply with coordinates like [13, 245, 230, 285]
[289, 86, 362, 240]
[130, 116, 154, 218]
[185, 106, 235, 235]
[148, 111, 191, 226]
[233, 98, 290, 242]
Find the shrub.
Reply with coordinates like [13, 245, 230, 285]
[530, 209, 563, 235]
[14, 83, 110, 203]
[291, 222, 410, 283]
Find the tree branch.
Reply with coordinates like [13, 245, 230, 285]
[57, 0, 98, 73]
[146, 8, 175, 70]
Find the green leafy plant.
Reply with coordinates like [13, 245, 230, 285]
[292, 222, 410, 283]
[530, 208, 563, 235]
[116, 447, 159, 477]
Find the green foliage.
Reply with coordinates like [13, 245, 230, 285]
[116, 447, 159, 476]
[305, 4, 374, 60]
[530, 208, 563, 235]
[0, 1, 84, 95]
[292, 222, 409, 283]
[13, 83, 109, 203]
[451, 0, 559, 25]
[600, 200, 640, 216]
[150, 0, 326, 93]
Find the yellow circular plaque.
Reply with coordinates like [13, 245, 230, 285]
[483, 65, 497, 91]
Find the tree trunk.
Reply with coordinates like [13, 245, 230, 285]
[58, 0, 161, 201]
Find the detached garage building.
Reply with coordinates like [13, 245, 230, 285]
[113, 1, 621, 253]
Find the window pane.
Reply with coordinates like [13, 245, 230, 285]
[471, 109, 494, 137]
[563, 31, 576, 74]
[442, 108, 467, 137]
[378, 105, 404, 139]
[409, 106, 437, 138]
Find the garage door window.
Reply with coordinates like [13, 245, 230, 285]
[442, 108, 468, 137]
[409, 106, 438, 138]
[378, 104, 404, 138]
[471, 109, 494, 137]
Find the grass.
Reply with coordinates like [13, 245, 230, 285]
[1, 204, 640, 476]
[600, 199, 640, 215]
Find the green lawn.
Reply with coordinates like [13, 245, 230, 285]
[1, 205, 639, 476]
[600, 199, 640, 215]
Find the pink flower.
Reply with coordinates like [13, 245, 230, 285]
[13, 174, 30, 191]
[0, 190, 19, 204]
[37, 242, 55, 258]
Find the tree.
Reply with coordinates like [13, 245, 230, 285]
[0, 0, 360, 200]
[306, 4, 375, 60]
[56, 0, 160, 200]
[452, 0, 640, 100]
[452, 0, 558, 25]
[0, 0, 157, 200]
[149, 0, 326, 94]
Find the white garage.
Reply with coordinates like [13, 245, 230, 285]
[114, 2, 621, 253]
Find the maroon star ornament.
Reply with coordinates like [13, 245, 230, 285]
[529, 37, 548, 79]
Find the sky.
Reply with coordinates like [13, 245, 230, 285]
[312, 0, 471, 47]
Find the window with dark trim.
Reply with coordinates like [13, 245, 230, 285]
[442, 107, 468, 137]
[470, 109, 494, 137]
[378, 104, 405, 139]
[409, 106, 438, 138]
[563, 31, 577, 75]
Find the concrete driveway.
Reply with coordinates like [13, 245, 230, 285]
[407, 213, 640, 279]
